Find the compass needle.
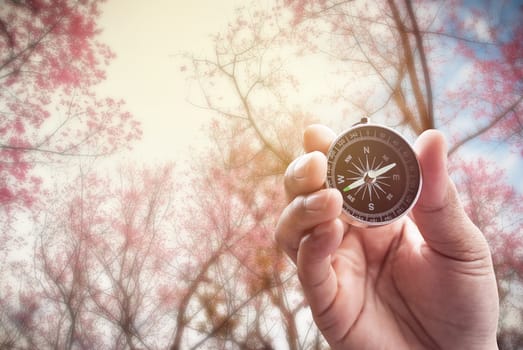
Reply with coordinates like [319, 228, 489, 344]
[343, 178, 365, 192]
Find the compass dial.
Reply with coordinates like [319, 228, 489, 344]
[326, 120, 422, 226]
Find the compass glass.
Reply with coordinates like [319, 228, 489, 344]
[326, 122, 421, 226]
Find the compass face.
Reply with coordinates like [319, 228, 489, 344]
[326, 123, 422, 226]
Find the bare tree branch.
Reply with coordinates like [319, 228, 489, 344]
[448, 94, 523, 155]
[404, 0, 434, 130]
[388, 0, 428, 135]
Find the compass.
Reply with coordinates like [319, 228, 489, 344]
[326, 118, 422, 226]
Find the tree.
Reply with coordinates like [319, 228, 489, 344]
[181, 12, 336, 340]
[0, 0, 141, 211]
[453, 158, 523, 345]
[1, 2, 141, 347]
[6, 155, 306, 349]
[0, 2, 142, 347]
[28, 164, 177, 349]
[169, 145, 304, 349]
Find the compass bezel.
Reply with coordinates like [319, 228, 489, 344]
[326, 121, 422, 227]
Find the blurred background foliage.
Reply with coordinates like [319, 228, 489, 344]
[0, 0, 522, 349]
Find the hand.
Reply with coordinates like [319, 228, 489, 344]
[275, 125, 499, 349]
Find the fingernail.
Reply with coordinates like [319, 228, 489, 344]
[293, 154, 310, 180]
[305, 191, 328, 211]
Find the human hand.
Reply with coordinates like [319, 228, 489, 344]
[275, 125, 499, 349]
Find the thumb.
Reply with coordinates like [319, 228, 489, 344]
[412, 130, 489, 261]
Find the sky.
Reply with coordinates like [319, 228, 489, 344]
[97, 0, 241, 164]
[94, 0, 522, 194]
